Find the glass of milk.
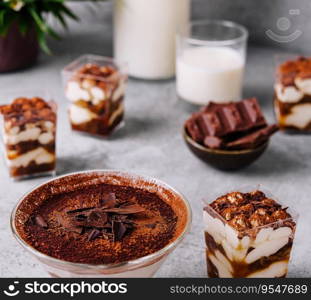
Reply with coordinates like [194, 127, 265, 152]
[114, 0, 190, 80]
[177, 20, 248, 105]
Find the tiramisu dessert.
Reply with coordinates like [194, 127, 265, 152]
[185, 98, 278, 150]
[204, 190, 297, 278]
[274, 56, 311, 131]
[13, 172, 190, 276]
[63, 55, 127, 137]
[0, 97, 57, 179]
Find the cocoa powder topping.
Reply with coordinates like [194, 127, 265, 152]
[23, 183, 178, 265]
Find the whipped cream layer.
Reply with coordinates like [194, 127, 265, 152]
[66, 79, 125, 106]
[280, 103, 311, 129]
[204, 211, 293, 278]
[69, 102, 124, 127]
[295, 77, 311, 95]
[7, 147, 55, 168]
[69, 104, 97, 125]
[275, 84, 303, 103]
[4, 121, 55, 145]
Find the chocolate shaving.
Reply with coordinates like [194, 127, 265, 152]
[86, 210, 108, 228]
[35, 215, 48, 228]
[75, 214, 88, 222]
[56, 212, 83, 234]
[102, 204, 145, 214]
[57, 193, 145, 242]
[99, 192, 116, 208]
[67, 207, 95, 214]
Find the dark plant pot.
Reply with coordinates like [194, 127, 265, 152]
[0, 22, 39, 73]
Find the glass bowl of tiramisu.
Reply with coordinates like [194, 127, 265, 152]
[183, 98, 278, 170]
[11, 170, 191, 277]
[62, 55, 127, 137]
[0, 94, 57, 180]
[203, 187, 298, 278]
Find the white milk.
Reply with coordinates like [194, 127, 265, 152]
[114, 0, 190, 80]
[177, 47, 245, 105]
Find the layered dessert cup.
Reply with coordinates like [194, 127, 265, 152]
[274, 56, 311, 131]
[11, 170, 191, 277]
[0, 96, 57, 179]
[62, 55, 127, 137]
[204, 188, 297, 278]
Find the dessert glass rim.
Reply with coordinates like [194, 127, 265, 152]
[10, 169, 192, 271]
[183, 125, 269, 154]
[203, 185, 299, 235]
[62, 54, 128, 83]
[178, 19, 249, 47]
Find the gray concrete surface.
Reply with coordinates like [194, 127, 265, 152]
[0, 1, 310, 277]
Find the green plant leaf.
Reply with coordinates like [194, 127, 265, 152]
[0, 0, 80, 52]
[34, 22, 51, 55]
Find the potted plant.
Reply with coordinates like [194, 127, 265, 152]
[0, 0, 78, 72]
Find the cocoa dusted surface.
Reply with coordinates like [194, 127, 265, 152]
[21, 183, 178, 265]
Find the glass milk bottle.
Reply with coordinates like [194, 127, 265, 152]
[114, 0, 190, 80]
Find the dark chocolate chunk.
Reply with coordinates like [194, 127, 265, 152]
[112, 221, 127, 242]
[86, 210, 108, 228]
[204, 136, 223, 149]
[226, 124, 279, 149]
[88, 229, 101, 241]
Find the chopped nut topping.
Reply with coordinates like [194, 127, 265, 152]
[278, 56, 311, 85]
[226, 192, 245, 205]
[221, 207, 238, 221]
[206, 190, 295, 231]
[0, 97, 56, 127]
[271, 209, 291, 220]
[229, 214, 250, 230]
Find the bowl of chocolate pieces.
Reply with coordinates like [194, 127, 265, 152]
[183, 98, 278, 170]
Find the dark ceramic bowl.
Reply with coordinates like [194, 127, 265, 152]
[183, 127, 269, 170]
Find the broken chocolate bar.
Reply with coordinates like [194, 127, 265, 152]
[185, 98, 278, 150]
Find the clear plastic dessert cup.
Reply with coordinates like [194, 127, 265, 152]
[11, 170, 192, 277]
[62, 55, 128, 138]
[203, 186, 298, 278]
[273, 54, 311, 132]
[0, 90, 57, 180]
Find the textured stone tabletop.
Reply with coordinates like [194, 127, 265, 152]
[0, 9, 311, 278]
